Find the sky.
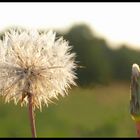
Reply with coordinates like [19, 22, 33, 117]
[0, 2, 140, 50]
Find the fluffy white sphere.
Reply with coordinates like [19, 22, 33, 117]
[0, 29, 77, 110]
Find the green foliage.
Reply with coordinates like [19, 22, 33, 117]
[110, 46, 140, 81]
[60, 24, 140, 86]
[63, 24, 112, 86]
[0, 83, 136, 137]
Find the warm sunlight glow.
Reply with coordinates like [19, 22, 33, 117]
[0, 2, 140, 49]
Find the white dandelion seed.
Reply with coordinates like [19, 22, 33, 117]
[0, 29, 77, 111]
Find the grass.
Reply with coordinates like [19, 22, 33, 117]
[0, 81, 136, 137]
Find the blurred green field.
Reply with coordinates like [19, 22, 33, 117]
[0, 82, 136, 137]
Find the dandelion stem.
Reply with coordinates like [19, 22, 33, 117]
[28, 94, 37, 138]
[136, 121, 140, 137]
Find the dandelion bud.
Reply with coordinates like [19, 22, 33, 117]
[130, 63, 140, 121]
[132, 64, 140, 78]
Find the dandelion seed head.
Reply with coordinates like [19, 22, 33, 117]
[0, 28, 77, 110]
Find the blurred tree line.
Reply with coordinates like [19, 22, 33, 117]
[58, 24, 140, 86]
[1, 24, 140, 86]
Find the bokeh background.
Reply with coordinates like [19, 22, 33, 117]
[0, 2, 140, 137]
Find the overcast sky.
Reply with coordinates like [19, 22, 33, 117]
[0, 2, 140, 49]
